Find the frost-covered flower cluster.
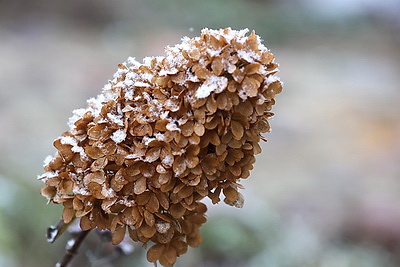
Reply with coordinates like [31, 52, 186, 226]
[39, 28, 282, 266]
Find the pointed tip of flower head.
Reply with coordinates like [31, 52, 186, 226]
[39, 28, 282, 267]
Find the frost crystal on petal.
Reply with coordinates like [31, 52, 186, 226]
[111, 129, 126, 144]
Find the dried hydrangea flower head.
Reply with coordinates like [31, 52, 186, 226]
[39, 28, 282, 266]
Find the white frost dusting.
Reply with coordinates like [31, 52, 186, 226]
[73, 186, 90, 196]
[166, 120, 181, 132]
[162, 154, 174, 166]
[38, 171, 59, 181]
[68, 108, 86, 130]
[126, 57, 141, 68]
[196, 76, 228, 98]
[159, 68, 179, 76]
[266, 75, 280, 84]
[118, 239, 135, 255]
[207, 48, 222, 57]
[43, 155, 53, 167]
[111, 129, 126, 144]
[101, 185, 115, 198]
[155, 132, 166, 142]
[124, 89, 134, 100]
[60, 136, 87, 159]
[160, 111, 169, 120]
[66, 239, 75, 249]
[63, 27, 275, 135]
[107, 113, 124, 126]
[47, 226, 58, 243]
[125, 154, 141, 160]
[143, 136, 156, 145]
[134, 81, 151, 87]
[237, 49, 259, 63]
[201, 27, 250, 43]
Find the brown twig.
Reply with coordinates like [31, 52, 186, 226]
[47, 218, 77, 243]
[56, 230, 91, 267]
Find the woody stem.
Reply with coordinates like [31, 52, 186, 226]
[56, 229, 91, 267]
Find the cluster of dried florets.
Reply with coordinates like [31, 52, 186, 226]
[39, 28, 282, 266]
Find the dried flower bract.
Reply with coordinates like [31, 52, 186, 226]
[39, 28, 282, 266]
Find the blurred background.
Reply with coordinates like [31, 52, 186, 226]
[1, 0, 400, 266]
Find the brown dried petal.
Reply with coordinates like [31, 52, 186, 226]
[187, 214, 207, 225]
[134, 177, 147, 195]
[131, 123, 152, 137]
[112, 225, 126, 245]
[72, 197, 84, 211]
[136, 191, 151, 206]
[147, 244, 165, 263]
[169, 203, 186, 219]
[172, 156, 186, 176]
[180, 121, 194, 137]
[206, 96, 217, 113]
[126, 164, 141, 176]
[232, 68, 245, 83]
[163, 245, 178, 265]
[158, 171, 172, 185]
[211, 56, 224, 75]
[145, 147, 161, 163]
[83, 172, 105, 186]
[101, 198, 117, 213]
[139, 223, 157, 239]
[146, 193, 160, 213]
[144, 210, 156, 227]
[193, 123, 205, 136]
[230, 120, 244, 140]
[80, 215, 92, 231]
[187, 234, 202, 248]
[155, 191, 170, 210]
[84, 146, 104, 159]
[236, 100, 254, 117]
[223, 186, 239, 202]
[62, 208, 75, 224]
[185, 155, 199, 169]
[91, 157, 108, 172]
